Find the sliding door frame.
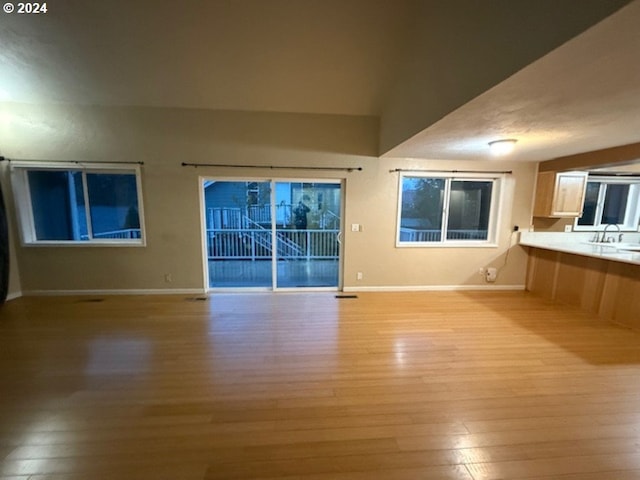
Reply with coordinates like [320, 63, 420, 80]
[199, 176, 344, 292]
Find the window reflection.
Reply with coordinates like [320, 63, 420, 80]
[85, 338, 150, 375]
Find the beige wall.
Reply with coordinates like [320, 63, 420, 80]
[0, 102, 535, 294]
[346, 158, 536, 289]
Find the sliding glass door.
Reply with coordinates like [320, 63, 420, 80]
[275, 182, 341, 288]
[204, 181, 273, 288]
[203, 179, 342, 290]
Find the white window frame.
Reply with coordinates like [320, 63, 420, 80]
[396, 172, 503, 248]
[573, 176, 640, 232]
[10, 161, 146, 246]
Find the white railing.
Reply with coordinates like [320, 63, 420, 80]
[207, 229, 339, 260]
[241, 216, 305, 257]
[247, 204, 274, 224]
[208, 206, 339, 229]
[399, 228, 488, 242]
[209, 208, 243, 229]
[81, 229, 141, 240]
[320, 210, 340, 229]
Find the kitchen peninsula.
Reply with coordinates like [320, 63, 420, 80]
[520, 231, 640, 330]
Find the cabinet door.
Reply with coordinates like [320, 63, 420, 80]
[551, 172, 588, 216]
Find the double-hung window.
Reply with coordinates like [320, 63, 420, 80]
[396, 173, 501, 246]
[11, 162, 145, 245]
[574, 176, 640, 231]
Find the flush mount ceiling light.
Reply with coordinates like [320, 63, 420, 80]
[488, 139, 517, 156]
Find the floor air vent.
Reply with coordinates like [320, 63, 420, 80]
[186, 297, 209, 301]
[335, 294, 358, 299]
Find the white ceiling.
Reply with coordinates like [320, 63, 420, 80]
[1, 0, 639, 162]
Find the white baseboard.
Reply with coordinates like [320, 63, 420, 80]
[21, 288, 207, 297]
[6, 291, 23, 301]
[18, 285, 525, 297]
[343, 284, 526, 293]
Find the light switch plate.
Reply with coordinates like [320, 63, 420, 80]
[564, 225, 572, 232]
[351, 224, 360, 232]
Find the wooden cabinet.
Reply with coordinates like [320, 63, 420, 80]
[533, 170, 588, 218]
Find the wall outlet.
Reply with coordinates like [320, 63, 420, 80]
[351, 223, 361, 232]
[486, 267, 497, 282]
[164, 273, 173, 283]
[356, 272, 363, 280]
[478, 267, 485, 276]
[564, 225, 572, 233]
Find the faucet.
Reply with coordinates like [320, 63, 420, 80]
[601, 224, 621, 243]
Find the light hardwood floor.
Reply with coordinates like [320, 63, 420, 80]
[2, 291, 640, 479]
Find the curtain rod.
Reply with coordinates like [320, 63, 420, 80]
[390, 168, 512, 174]
[588, 172, 640, 177]
[182, 162, 362, 172]
[1, 157, 144, 166]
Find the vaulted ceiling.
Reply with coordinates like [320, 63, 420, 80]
[0, 0, 413, 115]
[1, 0, 638, 162]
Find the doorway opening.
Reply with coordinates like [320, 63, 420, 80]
[202, 179, 343, 290]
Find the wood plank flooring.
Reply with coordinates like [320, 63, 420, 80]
[1, 291, 640, 479]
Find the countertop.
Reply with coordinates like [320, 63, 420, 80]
[519, 231, 640, 266]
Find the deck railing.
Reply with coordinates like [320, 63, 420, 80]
[208, 206, 338, 229]
[81, 229, 141, 240]
[399, 228, 488, 242]
[207, 228, 339, 260]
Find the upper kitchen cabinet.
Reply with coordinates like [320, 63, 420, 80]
[533, 171, 588, 218]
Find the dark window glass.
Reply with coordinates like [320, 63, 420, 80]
[400, 177, 445, 242]
[27, 170, 141, 242]
[578, 182, 601, 226]
[601, 184, 629, 225]
[399, 177, 495, 243]
[28, 170, 88, 240]
[86, 173, 140, 239]
[447, 181, 492, 240]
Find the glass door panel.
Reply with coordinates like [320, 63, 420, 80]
[274, 182, 341, 288]
[204, 181, 272, 288]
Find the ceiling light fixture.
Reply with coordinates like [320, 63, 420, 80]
[488, 139, 517, 156]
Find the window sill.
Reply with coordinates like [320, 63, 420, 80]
[573, 227, 639, 232]
[22, 240, 146, 247]
[396, 242, 498, 248]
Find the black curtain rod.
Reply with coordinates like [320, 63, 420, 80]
[390, 168, 512, 175]
[182, 162, 362, 172]
[1, 158, 143, 166]
[588, 172, 640, 177]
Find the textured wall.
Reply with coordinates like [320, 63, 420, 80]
[1, 103, 535, 293]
